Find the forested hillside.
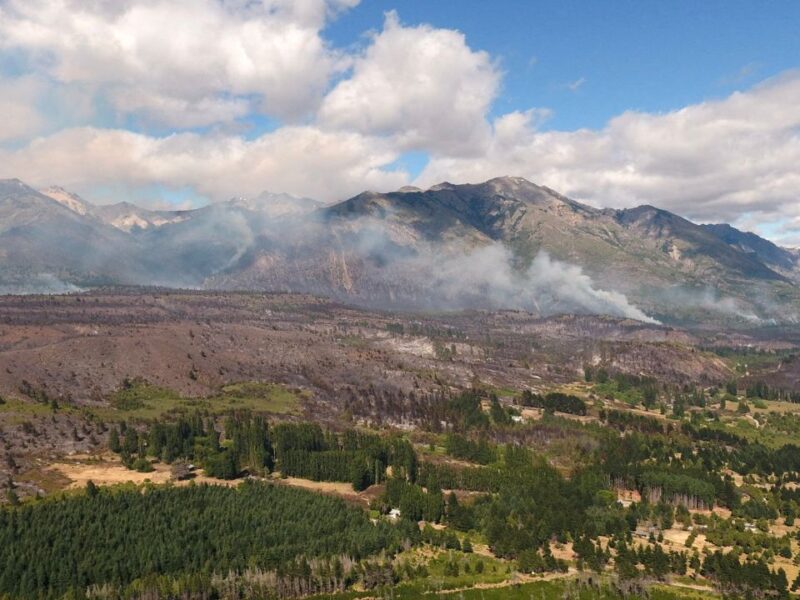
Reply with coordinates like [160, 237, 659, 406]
[0, 482, 417, 598]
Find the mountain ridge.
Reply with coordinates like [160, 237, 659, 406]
[701, 222, 800, 279]
[1, 176, 798, 325]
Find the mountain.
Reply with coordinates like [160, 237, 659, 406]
[40, 186, 92, 215]
[702, 223, 800, 281]
[227, 191, 322, 218]
[0, 180, 147, 291]
[2, 176, 799, 325]
[211, 177, 800, 323]
[92, 202, 191, 232]
[611, 205, 787, 283]
[324, 178, 786, 286]
[42, 187, 191, 232]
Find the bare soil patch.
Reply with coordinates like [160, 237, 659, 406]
[48, 456, 240, 489]
[48, 460, 172, 488]
[273, 476, 371, 506]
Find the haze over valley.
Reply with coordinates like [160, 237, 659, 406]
[3, 176, 799, 326]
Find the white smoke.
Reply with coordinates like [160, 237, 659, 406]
[420, 244, 658, 322]
[0, 273, 83, 295]
[245, 212, 660, 323]
[657, 286, 764, 324]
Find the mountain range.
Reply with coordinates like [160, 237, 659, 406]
[1, 176, 798, 326]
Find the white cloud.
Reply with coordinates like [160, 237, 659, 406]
[0, 75, 45, 142]
[319, 10, 499, 155]
[108, 90, 253, 130]
[417, 71, 800, 230]
[0, 0, 358, 128]
[1, 3, 799, 243]
[0, 125, 406, 202]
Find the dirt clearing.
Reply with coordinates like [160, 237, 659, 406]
[47, 457, 239, 489]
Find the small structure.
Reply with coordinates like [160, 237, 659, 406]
[170, 461, 194, 481]
[388, 508, 401, 521]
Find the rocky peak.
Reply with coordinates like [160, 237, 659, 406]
[40, 186, 91, 215]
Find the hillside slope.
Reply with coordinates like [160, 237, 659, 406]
[2, 177, 799, 325]
[215, 177, 799, 323]
[0, 180, 147, 290]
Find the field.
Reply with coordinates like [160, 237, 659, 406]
[43, 454, 239, 489]
[38, 455, 378, 505]
[98, 379, 306, 421]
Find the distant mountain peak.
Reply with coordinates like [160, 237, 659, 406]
[616, 204, 683, 224]
[40, 186, 91, 216]
[0, 178, 39, 197]
[485, 175, 535, 188]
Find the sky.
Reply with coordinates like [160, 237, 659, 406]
[0, 0, 799, 243]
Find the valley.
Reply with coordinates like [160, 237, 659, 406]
[1, 290, 799, 598]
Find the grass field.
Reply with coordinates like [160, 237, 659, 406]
[708, 403, 800, 448]
[592, 381, 645, 406]
[214, 381, 306, 414]
[0, 396, 69, 423]
[0, 380, 307, 425]
[91, 380, 306, 421]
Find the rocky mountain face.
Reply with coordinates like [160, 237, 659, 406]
[1, 176, 798, 325]
[41, 186, 191, 232]
[40, 186, 92, 215]
[701, 223, 800, 281]
[0, 180, 147, 291]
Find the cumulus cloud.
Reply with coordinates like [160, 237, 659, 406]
[0, 125, 406, 202]
[0, 0, 358, 127]
[417, 71, 800, 230]
[0, 7, 507, 201]
[319, 10, 499, 155]
[4, 68, 800, 225]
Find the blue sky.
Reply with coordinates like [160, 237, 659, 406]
[0, 0, 799, 242]
[327, 0, 800, 133]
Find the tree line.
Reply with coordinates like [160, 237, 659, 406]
[110, 416, 418, 490]
[520, 391, 587, 415]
